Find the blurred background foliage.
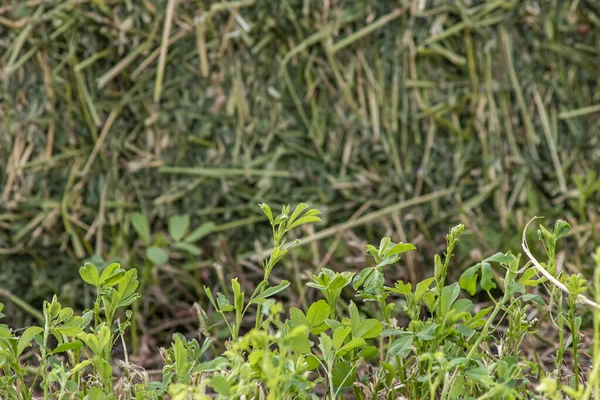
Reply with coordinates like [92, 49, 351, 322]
[0, 0, 599, 356]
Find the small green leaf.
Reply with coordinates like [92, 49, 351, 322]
[440, 283, 461, 315]
[337, 337, 365, 356]
[466, 367, 491, 384]
[259, 203, 274, 225]
[456, 325, 474, 337]
[518, 268, 542, 286]
[480, 263, 497, 291]
[554, 220, 571, 239]
[332, 361, 355, 393]
[415, 277, 435, 301]
[459, 265, 479, 296]
[50, 340, 83, 355]
[363, 268, 384, 294]
[99, 263, 123, 285]
[231, 278, 244, 312]
[352, 267, 374, 290]
[216, 293, 233, 312]
[93, 357, 112, 384]
[71, 359, 93, 374]
[522, 293, 545, 305]
[483, 252, 514, 264]
[17, 326, 43, 356]
[290, 335, 312, 354]
[388, 334, 413, 358]
[146, 246, 169, 265]
[184, 222, 215, 243]
[416, 323, 437, 341]
[117, 269, 139, 300]
[168, 215, 190, 242]
[306, 300, 329, 329]
[193, 357, 228, 373]
[288, 203, 308, 225]
[79, 263, 100, 287]
[130, 212, 151, 245]
[172, 242, 202, 256]
[288, 308, 307, 329]
[306, 354, 321, 370]
[254, 281, 290, 301]
[286, 215, 321, 230]
[388, 243, 417, 257]
[209, 375, 231, 396]
[355, 319, 383, 339]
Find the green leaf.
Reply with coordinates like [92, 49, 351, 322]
[50, 340, 83, 355]
[359, 345, 379, 359]
[440, 283, 461, 315]
[287, 215, 321, 230]
[231, 278, 244, 312]
[329, 273, 354, 290]
[388, 334, 413, 358]
[417, 322, 437, 341]
[355, 319, 382, 339]
[363, 268, 384, 294]
[146, 246, 169, 265]
[352, 267, 374, 290]
[518, 268, 541, 286]
[506, 283, 525, 296]
[172, 241, 202, 256]
[415, 277, 435, 301]
[17, 326, 43, 356]
[388, 243, 417, 257]
[216, 293, 233, 313]
[93, 357, 112, 384]
[99, 263, 123, 285]
[480, 263, 497, 291]
[57, 308, 73, 323]
[456, 325, 474, 337]
[204, 287, 217, 310]
[483, 252, 514, 264]
[348, 301, 360, 336]
[184, 222, 215, 243]
[168, 215, 190, 242]
[306, 354, 321, 370]
[130, 212, 151, 245]
[71, 358, 93, 374]
[554, 219, 571, 239]
[259, 203, 274, 225]
[337, 337, 366, 356]
[288, 203, 308, 225]
[117, 269, 139, 300]
[290, 335, 312, 354]
[466, 367, 491, 384]
[522, 294, 545, 305]
[319, 333, 334, 359]
[96, 325, 112, 354]
[79, 263, 100, 287]
[254, 281, 290, 301]
[451, 298, 474, 314]
[193, 357, 228, 373]
[209, 375, 231, 396]
[306, 300, 329, 329]
[332, 361, 355, 393]
[288, 308, 307, 329]
[333, 326, 351, 350]
[459, 265, 479, 296]
[391, 280, 412, 296]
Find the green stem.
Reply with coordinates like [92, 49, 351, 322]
[570, 298, 579, 390]
[556, 292, 564, 383]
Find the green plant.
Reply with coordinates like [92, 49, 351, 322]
[1, 203, 600, 400]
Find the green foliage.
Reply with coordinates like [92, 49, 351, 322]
[1, 204, 599, 399]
